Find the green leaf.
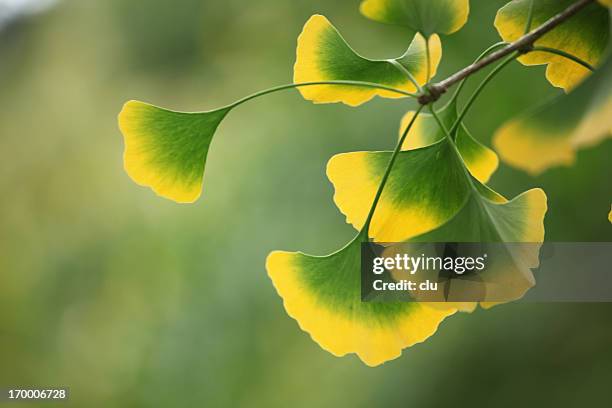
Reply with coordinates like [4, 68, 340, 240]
[118, 101, 229, 203]
[359, 0, 470, 36]
[495, 0, 610, 91]
[328, 103, 499, 242]
[494, 55, 612, 174]
[266, 231, 456, 367]
[294, 15, 441, 106]
[409, 188, 547, 308]
[328, 141, 470, 242]
[384, 188, 546, 309]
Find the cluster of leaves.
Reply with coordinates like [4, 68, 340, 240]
[118, 0, 612, 366]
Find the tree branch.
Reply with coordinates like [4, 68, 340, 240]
[418, 0, 595, 104]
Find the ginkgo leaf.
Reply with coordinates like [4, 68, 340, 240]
[328, 140, 471, 242]
[494, 55, 612, 174]
[359, 0, 470, 36]
[398, 100, 499, 183]
[495, 0, 610, 91]
[600, 0, 612, 7]
[328, 104, 499, 242]
[118, 100, 230, 203]
[266, 231, 456, 367]
[608, 205, 612, 223]
[294, 14, 441, 106]
[410, 188, 547, 308]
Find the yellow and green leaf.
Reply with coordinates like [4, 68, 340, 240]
[327, 141, 471, 242]
[266, 231, 456, 367]
[495, 0, 610, 91]
[378, 175, 545, 308]
[359, 0, 470, 36]
[118, 101, 229, 203]
[294, 14, 441, 106]
[494, 56, 612, 174]
[328, 103, 499, 242]
[408, 188, 547, 308]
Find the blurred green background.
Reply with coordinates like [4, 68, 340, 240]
[1, 0, 611, 407]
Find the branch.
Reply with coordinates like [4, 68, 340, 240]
[418, 0, 595, 104]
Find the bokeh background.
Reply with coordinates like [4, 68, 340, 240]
[1, 0, 611, 406]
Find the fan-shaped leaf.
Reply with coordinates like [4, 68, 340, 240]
[328, 140, 471, 242]
[294, 15, 441, 106]
[328, 105, 499, 241]
[410, 188, 547, 308]
[494, 56, 612, 174]
[118, 101, 229, 203]
[360, 0, 470, 36]
[383, 188, 545, 309]
[495, 0, 610, 91]
[266, 231, 456, 367]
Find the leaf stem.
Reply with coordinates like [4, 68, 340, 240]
[420, 0, 595, 104]
[362, 105, 424, 234]
[449, 53, 518, 136]
[228, 81, 417, 109]
[530, 46, 595, 71]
